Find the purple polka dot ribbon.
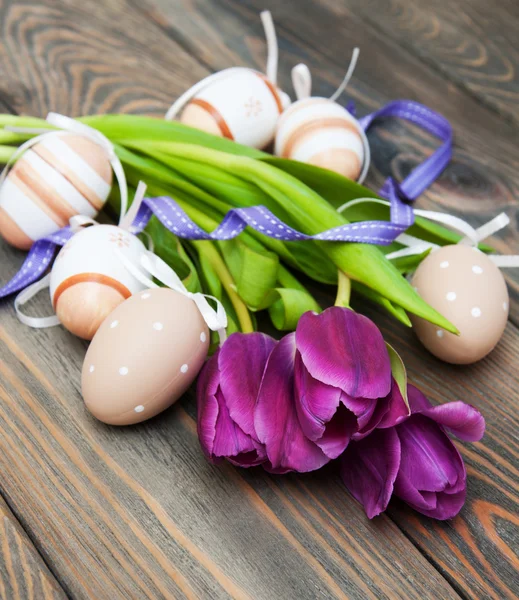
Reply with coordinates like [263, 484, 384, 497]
[0, 100, 451, 299]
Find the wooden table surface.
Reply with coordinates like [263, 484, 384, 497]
[0, 0, 518, 598]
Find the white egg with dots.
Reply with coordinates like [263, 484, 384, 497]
[411, 244, 509, 364]
[82, 287, 210, 425]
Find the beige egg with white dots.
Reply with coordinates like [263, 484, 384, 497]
[82, 287, 210, 425]
[411, 244, 509, 364]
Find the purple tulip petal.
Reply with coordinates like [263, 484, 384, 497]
[341, 428, 401, 519]
[352, 397, 388, 440]
[396, 415, 465, 493]
[213, 388, 266, 466]
[219, 332, 277, 441]
[377, 379, 410, 429]
[408, 385, 485, 442]
[296, 307, 392, 399]
[255, 333, 329, 473]
[197, 354, 222, 462]
[394, 470, 466, 520]
[315, 403, 358, 459]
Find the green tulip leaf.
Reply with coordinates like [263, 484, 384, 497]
[386, 343, 411, 414]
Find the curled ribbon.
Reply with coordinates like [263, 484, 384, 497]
[116, 249, 228, 343]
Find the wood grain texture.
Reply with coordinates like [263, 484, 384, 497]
[0, 0, 517, 598]
[0, 496, 67, 600]
[0, 270, 460, 599]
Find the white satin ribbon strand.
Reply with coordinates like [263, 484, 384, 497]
[337, 197, 519, 267]
[116, 249, 228, 344]
[14, 274, 61, 328]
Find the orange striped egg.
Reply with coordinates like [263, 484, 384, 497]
[0, 132, 112, 250]
[50, 224, 148, 340]
[274, 97, 369, 182]
[180, 68, 291, 149]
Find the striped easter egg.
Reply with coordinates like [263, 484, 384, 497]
[49, 224, 148, 340]
[180, 69, 291, 149]
[274, 97, 369, 182]
[0, 132, 112, 250]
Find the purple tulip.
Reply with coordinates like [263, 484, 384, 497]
[197, 332, 276, 467]
[254, 307, 397, 473]
[340, 384, 485, 520]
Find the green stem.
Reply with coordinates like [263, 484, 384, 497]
[191, 240, 254, 333]
[335, 271, 351, 307]
[0, 145, 15, 163]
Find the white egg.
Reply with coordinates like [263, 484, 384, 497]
[50, 224, 148, 340]
[0, 133, 112, 249]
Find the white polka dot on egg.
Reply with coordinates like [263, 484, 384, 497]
[119, 366, 129, 376]
[471, 307, 482, 318]
[472, 265, 483, 275]
[141, 293, 151, 300]
[180, 364, 189, 374]
[503, 302, 508, 312]
[200, 332, 207, 342]
[440, 261, 449, 269]
[153, 322, 163, 331]
[134, 405, 144, 413]
[446, 292, 457, 302]
[89, 365, 95, 373]
[110, 320, 119, 329]
[436, 330, 444, 339]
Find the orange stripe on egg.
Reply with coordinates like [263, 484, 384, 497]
[11, 159, 78, 225]
[61, 135, 112, 185]
[0, 207, 34, 250]
[9, 169, 66, 229]
[282, 117, 362, 159]
[190, 99, 235, 140]
[33, 144, 105, 212]
[256, 72, 284, 114]
[53, 273, 132, 309]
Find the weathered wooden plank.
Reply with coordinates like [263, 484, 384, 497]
[0, 496, 67, 600]
[134, 1, 519, 597]
[320, 0, 519, 125]
[0, 291, 461, 600]
[0, 0, 516, 598]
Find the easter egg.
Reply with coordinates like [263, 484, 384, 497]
[411, 245, 509, 364]
[274, 97, 369, 182]
[50, 224, 148, 340]
[0, 132, 112, 249]
[82, 287, 210, 425]
[180, 69, 291, 149]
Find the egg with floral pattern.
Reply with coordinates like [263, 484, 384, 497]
[50, 224, 148, 340]
[411, 244, 509, 364]
[82, 287, 210, 425]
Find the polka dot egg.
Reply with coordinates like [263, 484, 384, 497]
[82, 287, 210, 425]
[411, 244, 509, 364]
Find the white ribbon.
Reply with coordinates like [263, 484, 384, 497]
[116, 249, 228, 344]
[14, 274, 61, 329]
[337, 197, 519, 267]
[4, 112, 129, 222]
[166, 11, 280, 120]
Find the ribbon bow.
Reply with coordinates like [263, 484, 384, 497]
[116, 249, 228, 343]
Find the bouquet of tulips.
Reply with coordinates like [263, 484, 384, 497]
[0, 114, 485, 519]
